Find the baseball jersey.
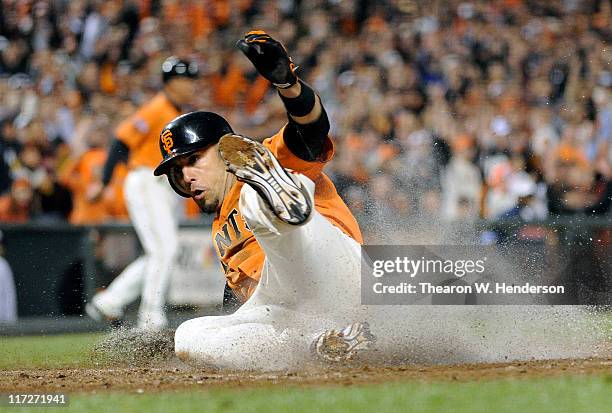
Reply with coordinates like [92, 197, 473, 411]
[212, 127, 363, 302]
[115, 92, 181, 170]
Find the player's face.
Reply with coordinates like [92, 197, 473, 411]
[172, 146, 230, 213]
[165, 77, 196, 105]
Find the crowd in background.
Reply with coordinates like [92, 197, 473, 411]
[0, 0, 610, 227]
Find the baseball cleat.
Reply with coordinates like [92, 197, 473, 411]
[218, 134, 312, 225]
[85, 302, 123, 329]
[85, 294, 124, 328]
[311, 322, 376, 362]
[137, 308, 169, 331]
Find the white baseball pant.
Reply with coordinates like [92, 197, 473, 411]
[95, 167, 179, 328]
[175, 174, 364, 370]
[172, 175, 504, 370]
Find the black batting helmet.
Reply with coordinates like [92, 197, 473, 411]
[161, 56, 199, 83]
[154, 111, 234, 197]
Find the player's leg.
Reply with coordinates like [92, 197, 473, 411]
[132, 171, 179, 329]
[174, 304, 332, 370]
[87, 256, 146, 320]
[218, 134, 362, 312]
[174, 219, 372, 368]
[86, 171, 150, 322]
[218, 135, 373, 362]
[239, 186, 377, 362]
[87, 170, 179, 329]
[243, 187, 362, 312]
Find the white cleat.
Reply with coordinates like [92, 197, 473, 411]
[85, 293, 124, 328]
[218, 133, 312, 225]
[137, 309, 168, 331]
[311, 322, 376, 362]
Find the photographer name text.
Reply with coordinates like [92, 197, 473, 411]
[372, 282, 565, 295]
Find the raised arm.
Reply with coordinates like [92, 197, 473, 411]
[237, 31, 329, 161]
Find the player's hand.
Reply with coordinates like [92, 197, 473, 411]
[236, 30, 297, 88]
[86, 181, 105, 203]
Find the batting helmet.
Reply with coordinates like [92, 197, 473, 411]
[154, 111, 234, 197]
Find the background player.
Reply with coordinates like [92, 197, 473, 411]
[85, 57, 198, 330]
[153, 31, 373, 369]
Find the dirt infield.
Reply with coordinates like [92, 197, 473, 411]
[1, 358, 611, 393]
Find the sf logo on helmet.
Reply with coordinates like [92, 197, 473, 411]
[161, 130, 174, 154]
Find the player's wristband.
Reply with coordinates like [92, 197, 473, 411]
[278, 80, 316, 117]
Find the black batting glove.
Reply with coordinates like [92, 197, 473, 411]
[236, 30, 297, 89]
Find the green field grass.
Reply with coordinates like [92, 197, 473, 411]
[1, 333, 611, 413]
[0, 333, 103, 369]
[2, 375, 611, 413]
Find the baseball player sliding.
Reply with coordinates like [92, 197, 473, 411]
[153, 31, 375, 370]
[86, 57, 198, 330]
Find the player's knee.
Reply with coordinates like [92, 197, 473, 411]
[161, 240, 179, 258]
[174, 318, 219, 366]
[143, 230, 178, 256]
[145, 243, 178, 267]
[174, 319, 196, 362]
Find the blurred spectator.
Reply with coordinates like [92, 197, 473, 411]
[546, 144, 611, 216]
[441, 135, 481, 221]
[32, 147, 73, 222]
[0, 178, 33, 222]
[0, 0, 608, 233]
[59, 123, 110, 225]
